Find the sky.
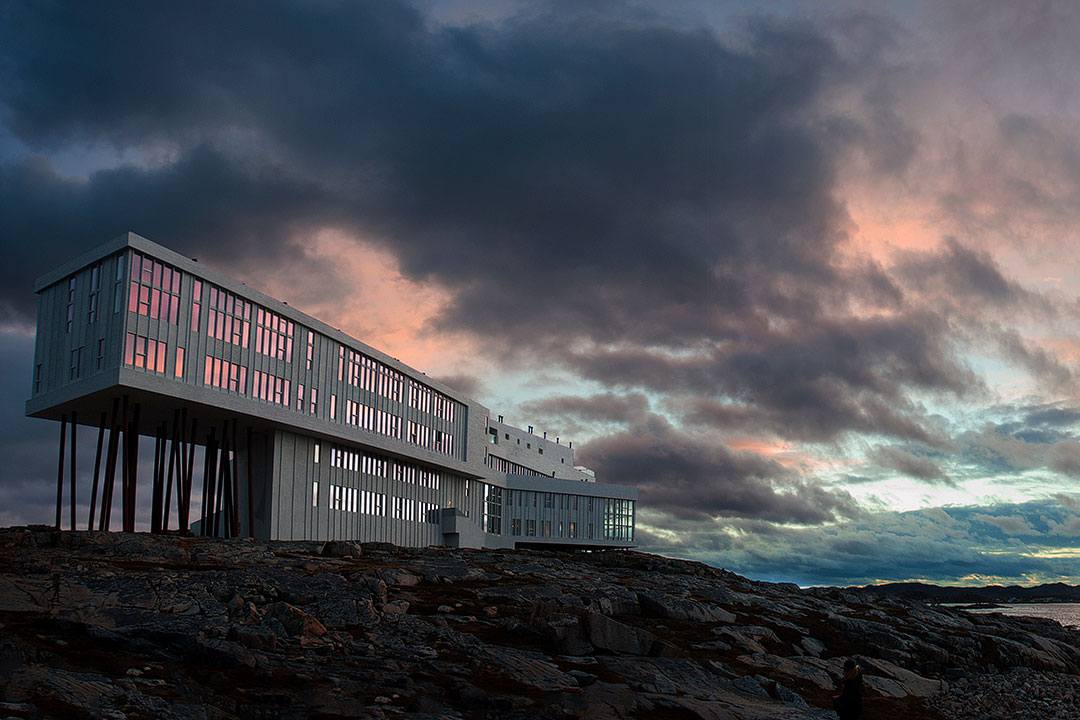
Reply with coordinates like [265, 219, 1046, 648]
[3, 0, 1080, 587]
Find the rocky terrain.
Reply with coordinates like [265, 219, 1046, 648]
[2, 527, 1080, 719]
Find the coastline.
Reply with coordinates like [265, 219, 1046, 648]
[2, 526, 1079, 719]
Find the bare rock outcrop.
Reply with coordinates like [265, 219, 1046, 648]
[1, 525, 1079, 719]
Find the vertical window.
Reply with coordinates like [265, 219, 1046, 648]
[314, 442, 320, 463]
[96, 339, 106, 370]
[306, 334, 314, 370]
[206, 285, 250, 347]
[124, 333, 166, 373]
[312, 481, 319, 507]
[34, 364, 42, 393]
[175, 347, 185, 378]
[190, 280, 202, 332]
[88, 263, 101, 323]
[128, 253, 182, 323]
[526, 519, 536, 536]
[255, 307, 293, 361]
[69, 347, 82, 380]
[330, 394, 337, 420]
[66, 277, 75, 333]
[297, 383, 304, 411]
[203, 355, 247, 392]
[250, 369, 289, 405]
[113, 254, 126, 312]
[309, 387, 318, 415]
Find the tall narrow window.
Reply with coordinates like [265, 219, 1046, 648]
[174, 347, 185, 378]
[33, 364, 42, 393]
[66, 277, 75, 333]
[314, 442, 320, 463]
[125, 333, 167, 374]
[128, 252, 182, 323]
[190, 280, 202, 332]
[297, 383, 304, 411]
[309, 387, 318, 414]
[330, 394, 337, 420]
[96, 339, 105, 370]
[69, 347, 82, 380]
[255, 307, 293, 361]
[206, 285, 250, 347]
[88, 263, 101, 323]
[306, 334, 314, 370]
[204, 355, 247, 392]
[113, 253, 126, 312]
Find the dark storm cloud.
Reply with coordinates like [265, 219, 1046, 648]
[520, 392, 650, 424]
[0, 147, 343, 321]
[0, 0, 864, 340]
[576, 311, 973, 444]
[867, 445, 951, 485]
[637, 498, 1080, 586]
[895, 237, 1029, 306]
[429, 373, 485, 400]
[0, 0, 1001, 450]
[579, 413, 859, 524]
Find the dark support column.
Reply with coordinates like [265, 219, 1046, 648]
[124, 403, 141, 532]
[101, 398, 121, 531]
[231, 419, 240, 538]
[215, 439, 225, 539]
[164, 409, 180, 532]
[214, 425, 229, 538]
[202, 428, 218, 536]
[157, 424, 168, 529]
[150, 426, 163, 533]
[69, 411, 77, 532]
[120, 397, 130, 532]
[88, 412, 106, 530]
[181, 415, 197, 534]
[246, 425, 255, 538]
[55, 415, 67, 530]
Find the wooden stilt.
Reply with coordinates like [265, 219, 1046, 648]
[150, 424, 164, 533]
[124, 403, 140, 532]
[101, 399, 121, 531]
[88, 412, 106, 530]
[181, 416, 197, 534]
[119, 397, 130, 532]
[202, 428, 218, 536]
[214, 426, 229, 538]
[56, 415, 67, 530]
[231, 419, 240, 538]
[163, 409, 180, 532]
[69, 411, 77, 531]
[246, 426, 255, 538]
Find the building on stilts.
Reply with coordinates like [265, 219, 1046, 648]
[26, 233, 637, 548]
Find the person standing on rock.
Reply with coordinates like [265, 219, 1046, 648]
[832, 658, 862, 719]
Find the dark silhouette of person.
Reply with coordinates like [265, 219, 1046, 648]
[832, 658, 862, 719]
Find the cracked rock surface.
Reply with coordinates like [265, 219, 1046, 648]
[1, 526, 1079, 719]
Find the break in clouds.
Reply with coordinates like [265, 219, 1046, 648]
[2, 0, 1080, 585]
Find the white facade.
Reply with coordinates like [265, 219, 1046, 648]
[27, 233, 637, 548]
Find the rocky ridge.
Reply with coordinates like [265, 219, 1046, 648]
[1, 526, 1079, 719]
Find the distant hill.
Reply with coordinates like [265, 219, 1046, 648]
[861, 581, 1080, 604]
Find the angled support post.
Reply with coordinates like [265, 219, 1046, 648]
[88, 411, 106, 530]
[69, 411, 77, 531]
[55, 414, 67, 530]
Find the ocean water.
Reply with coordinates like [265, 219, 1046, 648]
[960, 602, 1080, 628]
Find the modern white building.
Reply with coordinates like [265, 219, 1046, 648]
[27, 233, 637, 548]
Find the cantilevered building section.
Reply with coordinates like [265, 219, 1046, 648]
[26, 233, 637, 549]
